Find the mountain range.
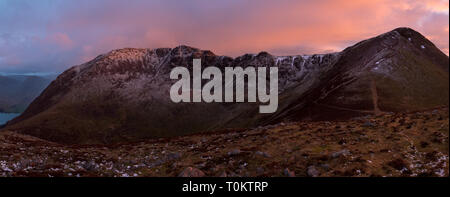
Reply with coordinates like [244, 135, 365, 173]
[4, 27, 449, 144]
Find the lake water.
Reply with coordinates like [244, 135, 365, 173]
[0, 113, 20, 125]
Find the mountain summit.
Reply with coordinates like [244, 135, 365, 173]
[5, 28, 449, 144]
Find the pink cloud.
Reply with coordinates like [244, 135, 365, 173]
[0, 0, 448, 73]
[49, 33, 74, 50]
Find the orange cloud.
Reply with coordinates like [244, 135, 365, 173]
[1, 0, 448, 73]
[50, 0, 450, 58]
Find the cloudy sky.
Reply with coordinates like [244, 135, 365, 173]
[0, 0, 448, 74]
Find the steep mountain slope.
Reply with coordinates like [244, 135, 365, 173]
[0, 75, 54, 113]
[267, 27, 449, 123]
[5, 27, 449, 144]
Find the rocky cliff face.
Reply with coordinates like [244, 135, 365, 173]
[5, 27, 449, 144]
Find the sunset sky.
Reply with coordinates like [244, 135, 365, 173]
[0, 0, 448, 74]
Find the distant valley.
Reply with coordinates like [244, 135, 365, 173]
[0, 74, 55, 114]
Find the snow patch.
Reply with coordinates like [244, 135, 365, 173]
[275, 56, 288, 65]
[291, 56, 297, 68]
